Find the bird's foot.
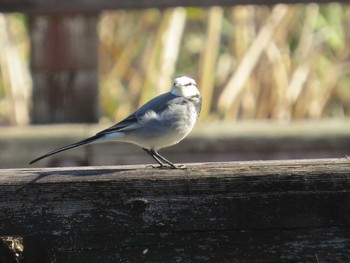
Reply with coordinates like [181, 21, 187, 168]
[175, 164, 186, 169]
[146, 164, 186, 169]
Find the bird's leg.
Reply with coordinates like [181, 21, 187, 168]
[142, 148, 178, 169]
[151, 150, 178, 169]
[142, 148, 166, 167]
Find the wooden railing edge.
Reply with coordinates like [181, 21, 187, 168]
[1, 158, 350, 262]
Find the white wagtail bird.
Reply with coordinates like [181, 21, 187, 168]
[29, 76, 202, 169]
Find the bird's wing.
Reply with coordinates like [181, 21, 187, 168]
[97, 92, 177, 135]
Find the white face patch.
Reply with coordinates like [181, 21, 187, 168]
[171, 76, 200, 98]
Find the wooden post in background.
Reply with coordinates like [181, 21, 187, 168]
[29, 14, 99, 124]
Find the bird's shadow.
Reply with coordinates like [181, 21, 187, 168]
[15, 167, 132, 194]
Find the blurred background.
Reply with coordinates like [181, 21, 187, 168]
[0, 3, 350, 167]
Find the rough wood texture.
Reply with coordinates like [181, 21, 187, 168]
[0, 0, 350, 13]
[29, 14, 99, 124]
[0, 158, 350, 262]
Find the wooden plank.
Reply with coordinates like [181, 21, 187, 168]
[43, 227, 350, 262]
[0, 158, 350, 262]
[1, 0, 350, 13]
[1, 121, 350, 168]
[29, 14, 99, 123]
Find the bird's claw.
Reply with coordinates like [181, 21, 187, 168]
[146, 164, 186, 169]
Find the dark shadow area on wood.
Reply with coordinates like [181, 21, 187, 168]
[15, 168, 133, 194]
[0, 238, 18, 263]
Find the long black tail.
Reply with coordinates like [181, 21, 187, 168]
[29, 134, 105, 165]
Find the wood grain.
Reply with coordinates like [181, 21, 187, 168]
[0, 158, 350, 262]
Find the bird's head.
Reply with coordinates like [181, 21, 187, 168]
[171, 76, 200, 98]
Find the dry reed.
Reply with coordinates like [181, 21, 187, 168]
[0, 4, 349, 125]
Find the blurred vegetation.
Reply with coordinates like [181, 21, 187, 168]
[0, 13, 31, 125]
[1, 4, 350, 125]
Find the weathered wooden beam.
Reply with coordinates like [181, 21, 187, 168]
[1, 121, 350, 168]
[0, 0, 350, 13]
[0, 158, 350, 262]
